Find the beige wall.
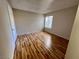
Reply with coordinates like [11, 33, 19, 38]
[0, 0, 15, 59]
[13, 9, 44, 35]
[65, 5, 79, 59]
[45, 6, 77, 39]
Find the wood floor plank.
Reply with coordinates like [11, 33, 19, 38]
[14, 32, 68, 59]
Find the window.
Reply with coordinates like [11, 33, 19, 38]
[45, 16, 53, 28]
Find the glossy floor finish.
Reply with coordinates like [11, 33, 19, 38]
[14, 32, 68, 59]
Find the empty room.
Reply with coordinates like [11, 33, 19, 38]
[0, 0, 79, 59]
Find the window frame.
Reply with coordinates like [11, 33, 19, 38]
[44, 16, 53, 29]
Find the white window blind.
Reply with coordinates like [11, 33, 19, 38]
[45, 16, 53, 28]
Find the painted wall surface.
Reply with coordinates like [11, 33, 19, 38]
[45, 6, 77, 39]
[13, 9, 44, 35]
[65, 5, 79, 59]
[0, 0, 15, 59]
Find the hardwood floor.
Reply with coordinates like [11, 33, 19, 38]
[14, 32, 68, 59]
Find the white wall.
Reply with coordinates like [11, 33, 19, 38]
[45, 6, 77, 39]
[65, 4, 79, 59]
[0, 0, 15, 59]
[13, 9, 44, 35]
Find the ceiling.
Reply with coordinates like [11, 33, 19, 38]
[8, 0, 79, 14]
